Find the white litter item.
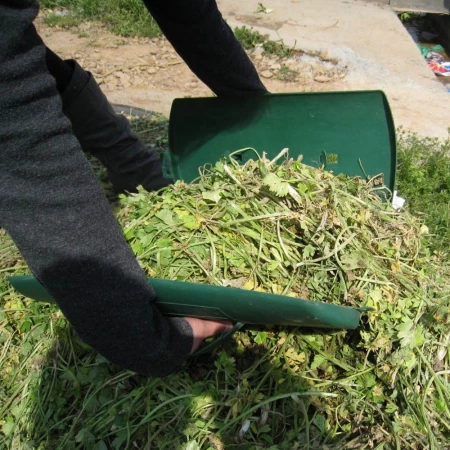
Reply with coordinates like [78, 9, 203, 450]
[392, 190, 406, 210]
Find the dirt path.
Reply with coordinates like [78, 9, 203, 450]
[37, 17, 349, 116]
[37, 0, 450, 141]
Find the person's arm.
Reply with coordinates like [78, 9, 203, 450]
[143, 0, 268, 97]
[0, 0, 197, 377]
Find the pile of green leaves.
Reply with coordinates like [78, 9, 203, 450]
[123, 148, 423, 307]
[1, 136, 450, 450]
[118, 149, 450, 447]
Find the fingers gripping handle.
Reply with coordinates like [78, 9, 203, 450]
[191, 322, 245, 357]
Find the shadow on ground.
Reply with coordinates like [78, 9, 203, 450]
[24, 320, 359, 450]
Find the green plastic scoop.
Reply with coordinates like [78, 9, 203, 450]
[164, 90, 396, 190]
[9, 90, 395, 353]
[9, 275, 363, 355]
[9, 275, 361, 328]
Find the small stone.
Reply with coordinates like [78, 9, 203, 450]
[311, 64, 325, 76]
[298, 72, 314, 84]
[75, 53, 81, 58]
[284, 59, 297, 68]
[150, 50, 158, 55]
[147, 67, 157, 74]
[287, 19, 298, 25]
[314, 75, 331, 83]
[260, 70, 273, 79]
[252, 46, 264, 56]
[270, 63, 281, 70]
[320, 49, 329, 60]
[94, 49, 100, 53]
[117, 72, 131, 84]
[320, 50, 339, 64]
[254, 54, 263, 61]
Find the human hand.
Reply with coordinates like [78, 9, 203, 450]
[184, 317, 233, 354]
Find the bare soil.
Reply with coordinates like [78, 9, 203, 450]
[37, 17, 350, 116]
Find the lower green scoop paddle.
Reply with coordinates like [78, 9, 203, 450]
[9, 275, 364, 355]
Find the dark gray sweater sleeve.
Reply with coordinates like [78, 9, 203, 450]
[144, 0, 268, 97]
[0, 0, 193, 377]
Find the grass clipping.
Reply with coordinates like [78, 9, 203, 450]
[120, 148, 450, 447]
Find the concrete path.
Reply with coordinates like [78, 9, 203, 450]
[390, 0, 450, 14]
[217, 0, 449, 139]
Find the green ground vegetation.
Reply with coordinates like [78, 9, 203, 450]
[276, 66, 299, 82]
[1, 115, 449, 449]
[234, 26, 296, 58]
[396, 129, 450, 253]
[40, 1, 296, 59]
[40, 0, 161, 38]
